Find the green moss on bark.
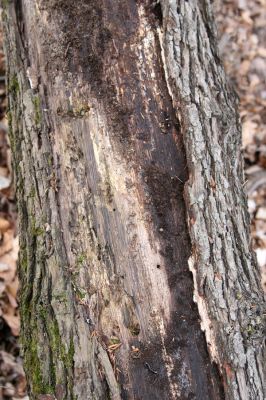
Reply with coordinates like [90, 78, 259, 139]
[9, 74, 19, 96]
[23, 334, 54, 396]
[33, 95, 41, 126]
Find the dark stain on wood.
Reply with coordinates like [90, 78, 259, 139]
[4, 0, 226, 398]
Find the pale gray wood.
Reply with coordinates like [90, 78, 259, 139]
[2, 0, 265, 399]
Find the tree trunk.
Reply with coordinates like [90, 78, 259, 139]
[2, 0, 265, 399]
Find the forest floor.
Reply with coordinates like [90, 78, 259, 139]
[0, 21, 27, 400]
[216, 0, 266, 291]
[0, 1, 265, 398]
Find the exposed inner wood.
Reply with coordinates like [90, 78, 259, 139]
[2, 0, 265, 399]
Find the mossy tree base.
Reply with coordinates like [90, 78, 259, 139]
[2, 0, 265, 399]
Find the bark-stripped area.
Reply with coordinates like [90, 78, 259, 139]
[2, 0, 265, 399]
[159, 1, 265, 399]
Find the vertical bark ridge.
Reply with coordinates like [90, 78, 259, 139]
[3, 0, 264, 399]
[159, 1, 265, 399]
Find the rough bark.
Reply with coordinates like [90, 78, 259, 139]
[2, 0, 265, 399]
[159, 1, 265, 399]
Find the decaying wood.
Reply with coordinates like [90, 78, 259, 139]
[2, 0, 265, 399]
[159, 2, 265, 398]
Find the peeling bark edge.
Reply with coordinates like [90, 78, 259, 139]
[159, 1, 265, 399]
[2, 0, 265, 399]
[2, 0, 226, 398]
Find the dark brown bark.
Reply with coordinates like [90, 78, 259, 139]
[2, 0, 265, 399]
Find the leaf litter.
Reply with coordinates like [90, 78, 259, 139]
[216, 0, 266, 291]
[0, 12, 27, 400]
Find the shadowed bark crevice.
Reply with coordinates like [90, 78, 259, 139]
[2, 0, 264, 399]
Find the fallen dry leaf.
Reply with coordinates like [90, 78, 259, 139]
[0, 217, 10, 233]
[242, 120, 258, 146]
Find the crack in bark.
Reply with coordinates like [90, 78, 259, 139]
[159, 0, 265, 398]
